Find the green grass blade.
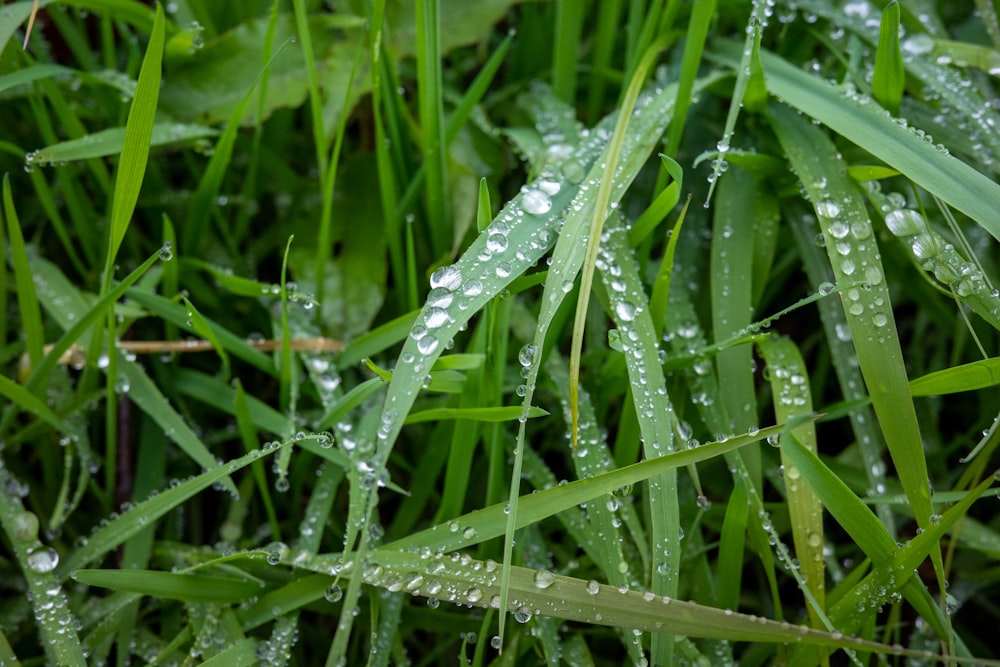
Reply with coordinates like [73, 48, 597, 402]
[770, 103, 934, 531]
[569, 36, 668, 444]
[909, 357, 1000, 396]
[384, 422, 792, 553]
[56, 438, 294, 580]
[0, 469, 86, 666]
[757, 335, 826, 624]
[29, 123, 217, 165]
[72, 569, 263, 603]
[871, 0, 904, 115]
[723, 43, 1000, 242]
[104, 3, 164, 273]
[415, 0, 449, 257]
[2, 174, 44, 367]
[552, 0, 586, 104]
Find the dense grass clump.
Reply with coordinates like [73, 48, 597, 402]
[2, 0, 1000, 665]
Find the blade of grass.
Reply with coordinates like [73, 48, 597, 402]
[56, 437, 296, 580]
[103, 2, 163, 275]
[415, 0, 449, 258]
[757, 335, 826, 628]
[871, 0, 904, 115]
[2, 174, 44, 368]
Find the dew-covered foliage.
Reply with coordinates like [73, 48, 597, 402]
[2, 0, 1000, 665]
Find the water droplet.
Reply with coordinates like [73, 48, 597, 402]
[522, 188, 552, 215]
[463, 280, 483, 297]
[518, 344, 538, 368]
[424, 307, 450, 329]
[430, 265, 462, 290]
[486, 233, 508, 253]
[27, 547, 59, 573]
[586, 580, 600, 595]
[615, 301, 636, 322]
[816, 200, 841, 218]
[885, 209, 922, 236]
[158, 241, 173, 261]
[325, 584, 343, 602]
[828, 220, 849, 238]
[818, 282, 835, 296]
[417, 337, 439, 355]
[533, 570, 556, 589]
[873, 312, 888, 327]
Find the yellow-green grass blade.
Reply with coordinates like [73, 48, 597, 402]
[568, 36, 667, 446]
[104, 3, 164, 273]
[723, 43, 1000, 242]
[770, 103, 935, 532]
[757, 335, 826, 626]
[56, 437, 296, 580]
[871, 0, 904, 115]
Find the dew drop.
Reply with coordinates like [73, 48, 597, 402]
[533, 570, 556, 589]
[26, 547, 58, 573]
[430, 265, 462, 290]
[885, 209, 922, 236]
[615, 301, 636, 322]
[522, 189, 553, 215]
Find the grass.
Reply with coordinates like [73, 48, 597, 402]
[2, 0, 1000, 665]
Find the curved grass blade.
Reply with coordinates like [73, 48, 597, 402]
[909, 357, 1000, 396]
[717, 42, 1000, 242]
[770, 102, 935, 532]
[384, 422, 793, 554]
[568, 36, 668, 446]
[56, 438, 295, 580]
[295, 546, 991, 663]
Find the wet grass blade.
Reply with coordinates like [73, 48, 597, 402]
[724, 43, 1000, 242]
[57, 438, 294, 580]
[757, 335, 826, 625]
[771, 103, 935, 532]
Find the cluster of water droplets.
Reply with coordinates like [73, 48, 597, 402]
[877, 198, 999, 308]
[792, 0, 1000, 167]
